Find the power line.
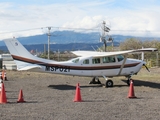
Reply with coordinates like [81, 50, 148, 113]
[0, 27, 42, 34]
[0, 26, 160, 35]
[111, 30, 160, 32]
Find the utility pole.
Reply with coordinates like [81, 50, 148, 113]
[102, 21, 107, 52]
[109, 36, 114, 51]
[99, 21, 114, 52]
[47, 27, 51, 59]
[100, 21, 110, 52]
[44, 44, 46, 56]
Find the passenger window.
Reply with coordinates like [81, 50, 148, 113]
[103, 57, 109, 63]
[103, 56, 115, 63]
[92, 58, 100, 64]
[110, 56, 115, 62]
[83, 59, 89, 64]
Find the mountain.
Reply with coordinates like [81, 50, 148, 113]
[0, 31, 100, 46]
[0, 31, 160, 46]
[0, 42, 120, 52]
[0, 30, 160, 52]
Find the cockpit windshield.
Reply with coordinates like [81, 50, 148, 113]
[72, 58, 79, 63]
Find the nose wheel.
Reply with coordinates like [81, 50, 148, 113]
[127, 79, 130, 86]
[127, 76, 132, 86]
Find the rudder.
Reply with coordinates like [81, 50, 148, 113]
[4, 38, 35, 59]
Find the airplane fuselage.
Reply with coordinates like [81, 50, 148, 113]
[17, 55, 144, 77]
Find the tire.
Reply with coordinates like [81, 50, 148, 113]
[105, 80, 113, 87]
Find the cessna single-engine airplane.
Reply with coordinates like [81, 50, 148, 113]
[4, 38, 157, 87]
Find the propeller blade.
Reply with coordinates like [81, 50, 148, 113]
[143, 64, 150, 72]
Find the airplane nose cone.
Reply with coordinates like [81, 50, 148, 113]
[142, 61, 146, 65]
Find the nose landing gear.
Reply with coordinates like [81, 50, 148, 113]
[127, 75, 133, 86]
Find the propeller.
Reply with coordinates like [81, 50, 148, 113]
[143, 64, 150, 72]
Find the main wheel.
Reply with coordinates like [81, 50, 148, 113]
[105, 80, 113, 87]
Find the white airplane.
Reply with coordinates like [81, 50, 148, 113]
[3, 38, 157, 87]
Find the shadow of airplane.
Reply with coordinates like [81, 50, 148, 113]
[48, 84, 75, 90]
[48, 84, 102, 90]
[48, 79, 160, 90]
[121, 79, 160, 89]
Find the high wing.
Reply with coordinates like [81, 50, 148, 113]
[72, 48, 158, 57]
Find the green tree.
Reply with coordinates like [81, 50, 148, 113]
[119, 38, 159, 60]
[120, 38, 143, 50]
[119, 38, 143, 59]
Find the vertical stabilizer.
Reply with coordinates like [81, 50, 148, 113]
[3, 38, 42, 70]
[4, 38, 35, 59]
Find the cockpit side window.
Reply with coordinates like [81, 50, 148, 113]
[117, 55, 124, 62]
[83, 59, 89, 64]
[72, 58, 79, 63]
[92, 58, 100, 64]
[103, 56, 116, 63]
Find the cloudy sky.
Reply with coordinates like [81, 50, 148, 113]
[0, 0, 160, 39]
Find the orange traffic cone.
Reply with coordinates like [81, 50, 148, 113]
[1, 71, 3, 80]
[0, 83, 7, 103]
[4, 72, 7, 81]
[73, 83, 82, 102]
[0, 74, 2, 80]
[1, 70, 7, 81]
[17, 89, 26, 103]
[128, 80, 137, 98]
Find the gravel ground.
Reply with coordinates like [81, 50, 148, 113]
[0, 68, 160, 120]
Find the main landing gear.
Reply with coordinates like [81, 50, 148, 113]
[89, 77, 101, 84]
[89, 76, 114, 88]
[105, 79, 113, 87]
[103, 75, 113, 87]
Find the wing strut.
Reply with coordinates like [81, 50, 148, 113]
[118, 54, 128, 75]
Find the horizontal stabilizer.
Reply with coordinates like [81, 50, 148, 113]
[18, 65, 42, 71]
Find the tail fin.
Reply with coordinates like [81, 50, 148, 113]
[3, 38, 42, 70]
[4, 38, 35, 59]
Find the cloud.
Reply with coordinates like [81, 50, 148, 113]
[0, 0, 160, 40]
